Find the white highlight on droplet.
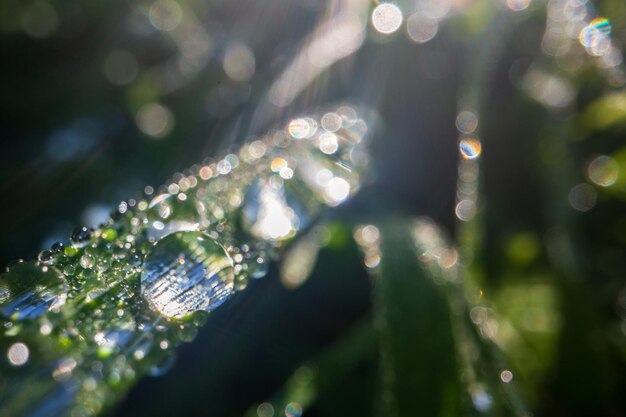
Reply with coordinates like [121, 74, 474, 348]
[500, 370, 514, 383]
[327, 177, 351, 203]
[319, 132, 339, 155]
[372, 3, 403, 35]
[7, 343, 29, 366]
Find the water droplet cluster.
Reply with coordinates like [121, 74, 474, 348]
[0, 104, 370, 416]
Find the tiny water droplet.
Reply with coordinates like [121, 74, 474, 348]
[50, 242, 65, 254]
[79, 255, 94, 269]
[141, 231, 235, 319]
[0, 263, 68, 320]
[70, 227, 92, 247]
[38, 250, 55, 265]
[248, 256, 269, 279]
[6, 259, 25, 272]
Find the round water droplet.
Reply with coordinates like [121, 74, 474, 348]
[141, 231, 235, 320]
[70, 227, 92, 247]
[38, 250, 55, 265]
[7, 342, 29, 366]
[0, 263, 68, 320]
[241, 180, 314, 242]
[587, 155, 619, 187]
[50, 242, 65, 254]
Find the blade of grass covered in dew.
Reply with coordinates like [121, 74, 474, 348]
[453, 3, 513, 267]
[116, 220, 372, 417]
[352, 217, 531, 416]
[0, 103, 371, 417]
[410, 218, 530, 417]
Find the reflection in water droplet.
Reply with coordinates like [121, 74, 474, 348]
[141, 232, 234, 319]
[459, 138, 482, 159]
[0, 263, 68, 320]
[587, 155, 619, 187]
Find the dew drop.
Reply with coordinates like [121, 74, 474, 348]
[0, 263, 68, 320]
[79, 255, 94, 269]
[241, 180, 313, 242]
[70, 226, 92, 247]
[288, 118, 315, 139]
[459, 138, 482, 159]
[371, 3, 403, 35]
[38, 250, 55, 265]
[50, 242, 65, 254]
[7, 342, 29, 366]
[141, 231, 235, 320]
[587, 155, 619, 187]
[248, 256, 269, 279]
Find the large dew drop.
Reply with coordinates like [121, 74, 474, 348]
[0, 263, 68, 321]
[241, 180, 315, 242]
[140, 231, 234, 320]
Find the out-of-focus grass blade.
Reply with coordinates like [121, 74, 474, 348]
[374, 220, 460, 417]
